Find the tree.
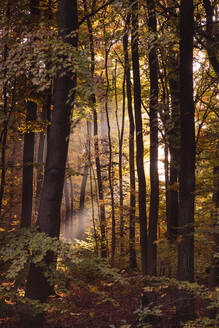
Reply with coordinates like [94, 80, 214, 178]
[22, 1, 78, 326]
[130, 0, 147, 274]
[20, 101, 37, 228]
[147, 0, 159, 276]
[177, 0, 195, 322]
[123, 10, 137, 268]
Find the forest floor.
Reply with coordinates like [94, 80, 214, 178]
[0, 273, 212, 328]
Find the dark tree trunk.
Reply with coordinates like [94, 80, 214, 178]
[167, 61, 180, 241]
[20, 101, 37, 228]
[22, 1, 78, 327]
[83, 0, 107, 258]
[123, 11, 137, 269]
[119, 71, 126, 259]
[130, 0, 147, 274]
[67, 161, 74, 236]
[176, 0, 195, 323]
[35, 104, 47, 216]
[168, 150, 178, 240]
[208, 142, 219, 290]
[0, 0, 11, 218]
[114, 60, 126, 260]
[147, 0, 159, 276]
[104, 50, 116, 265]
[202, 0, 219, 74]
[178, 0, 195, 284]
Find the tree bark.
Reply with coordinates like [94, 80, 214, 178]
[123, 11, 137, 269]
[22, 1, 78, 327]
[167, 58, 180, 241]
[202, 0, 219, 74]
[0, 0, 11, 219]
[147, 0, 159, 276]
[176, 0, 195, 323]
[20, 101, 37, 228]
[104, 49, 116, 265]
[130, 0, 147, 274]
[208, 141, 219, 290]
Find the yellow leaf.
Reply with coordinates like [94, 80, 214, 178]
[90, 286, 98, 293]
[0, 228, 5, 232]
[89, 312, 95, 318]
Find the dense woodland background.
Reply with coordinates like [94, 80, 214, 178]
[0, 0, 218, 327]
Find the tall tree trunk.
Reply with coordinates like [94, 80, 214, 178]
[130, 0, 147, 274]
[20, 101, 37, 228]
[167, 60, 180, 241]
[114, 60, 126, 260]
[22, 1, 78, 327]
[123, 11, 137, 269]
[20, 0, 40, 227]
[177, 0, 195, 323]
[0, 0, 11, 219]
[35, 104, 47, 216]
[83, 0, 107, 258]
[104, 49, 116, 265]
[147, 0, 159, 276]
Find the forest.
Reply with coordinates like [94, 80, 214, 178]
[0, 0, 218, 327]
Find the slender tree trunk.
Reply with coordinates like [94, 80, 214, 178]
[22, 1, 78, 327]
[20, 101, 37, 228]
[104, 50, 116, 265]
[83, 0, 107, 257]
[167, 65, 180, 241]
[35, 104, 47, 216]
[123, 11, 137, 269]
[147, 0, 159, 276]
[64, 178, 70, 239]
[130, 0, 147, 274]
[67, 161, 74, 237]
[177, 0, 195, 323]
[114, 60, 126, 260]
[78, 120, 90, 239]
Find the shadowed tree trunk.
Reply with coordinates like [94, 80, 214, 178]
[130, 0, 147, 274]
[176, 0, 195, 323]
[114, 60, 126, 260]
[208, 141, 219, 290]
[0, 0, 11, 219]
[35, 104, 47, 217]
[22, 1, 78, 327]
[21, 0, 40, 227]
[147, 0, 159, 276]
[167, 55, 180, 241]
[123, 11, 137, 269]
[20, 101, 37, 228]
[104, 49, 116, 265]
[202, 0, 219, 74]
